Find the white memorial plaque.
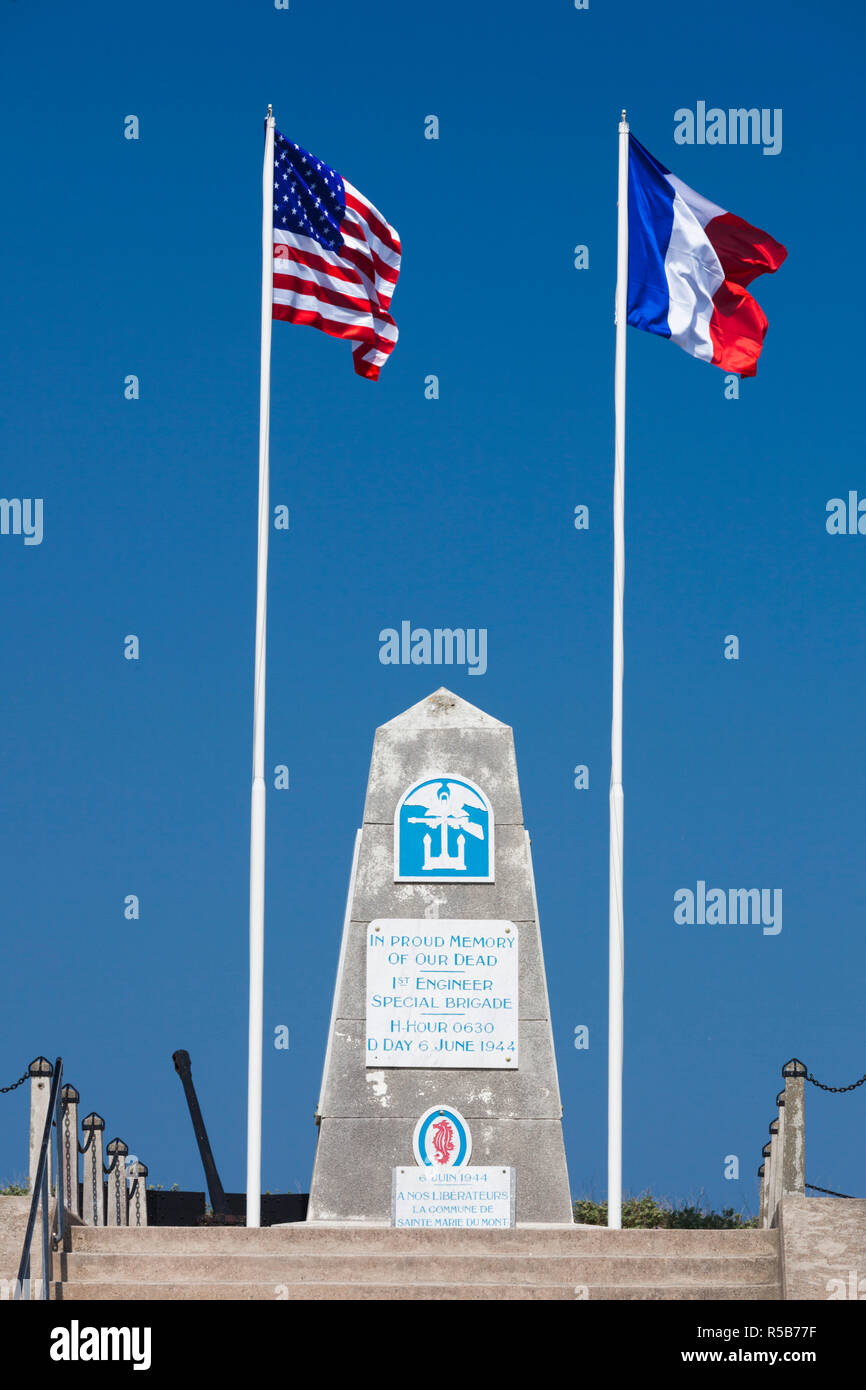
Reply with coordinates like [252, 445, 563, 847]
[366, 919, 518, 1068]
[392, 1167, 515, 1228]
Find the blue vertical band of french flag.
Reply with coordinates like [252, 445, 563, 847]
[627, 135, 786, 377]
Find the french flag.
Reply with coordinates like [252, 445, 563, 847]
[627, 135, 786, 377]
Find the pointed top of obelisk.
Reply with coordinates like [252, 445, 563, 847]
[379, 687, 508, 732]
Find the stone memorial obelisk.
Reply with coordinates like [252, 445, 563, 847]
[308, 688, 573, 1224]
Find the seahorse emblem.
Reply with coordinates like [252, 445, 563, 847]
[431, 1119, 455, 1166]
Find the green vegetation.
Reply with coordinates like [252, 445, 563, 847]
[573, 1190, 757, 1229]
[0, 1177, 29, 1196]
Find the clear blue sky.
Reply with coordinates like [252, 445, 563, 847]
[1, 0, 863, 1214]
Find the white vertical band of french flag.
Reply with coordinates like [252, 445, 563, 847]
[627, 135, 786, 376]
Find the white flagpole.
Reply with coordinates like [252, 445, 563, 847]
[608, 109, 629, 1232]
[246, 104, 275, 1230]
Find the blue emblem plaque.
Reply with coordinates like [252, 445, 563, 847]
[394, 774, 494, 882]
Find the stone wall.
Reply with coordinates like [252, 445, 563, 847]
[778, 1195, 866, 1299]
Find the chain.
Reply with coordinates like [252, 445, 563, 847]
[806, 1070, 866, 1094]
[92, 1147, 99, 1224]
[134, 1178, 141, 1227]
[63, 1105, 72, 1208]
[108, 1156, 122, 1226]
[103, 1154, 122, 1225]
[0, 1072, 29, 1094]
[806, 1182, 855, 1198]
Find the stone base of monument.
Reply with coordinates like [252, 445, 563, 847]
[49, 1222, 784, 1300]
[308, 690, 575, 1226]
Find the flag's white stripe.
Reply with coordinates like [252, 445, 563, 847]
[273, 252, 366, 300]
[273, 232, 386, 315]
[272, 286, 371, 328]
[344, 180, 402, 256]
[342, 213, 401, 273]
[280, 253, 388, 324]
[342, 260, 394, 313]
[664, 191, 725, 361]
[343, 260, 396, 309]
[342, 179, 385, 222]
[665, 173, 726, 231]
[342, 207, 401, 270]
[273, 285, 398, 342]
[274, 227, 327, 249]
[354, 345, 389, 370]
[340, 224, 399, 294]
[274, 224, 395, 306]
[341, 218, 397, 266]
[274, 226, 358, 273]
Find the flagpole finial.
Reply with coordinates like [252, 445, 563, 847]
[267, 104, 273, 118]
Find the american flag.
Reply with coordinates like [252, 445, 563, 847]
[271, 131, 401, 380]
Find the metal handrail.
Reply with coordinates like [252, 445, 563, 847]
[14, 1057, 64, 1301]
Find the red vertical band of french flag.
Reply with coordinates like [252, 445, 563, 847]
[627, 135, 787, 377]
[702, 212, 788, 375]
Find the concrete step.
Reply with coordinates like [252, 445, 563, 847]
[65, 1224, 778, 1256]
[55, 1279, 782, 1302]
[57, 1250, 779, 1286]
[53, 1223, 781, 1301]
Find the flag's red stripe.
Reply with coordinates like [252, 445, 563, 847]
[274, 242, 363, 288]
[709, 280, 770, 378]
[273, 296, 395, 346]
[341, 207, 400, 272]
[274, 245, 395, 329]
[352, 357, 380, 381]
[344, 190, 401, 256]
[273, 271, 375, 318]
[705, 212, 787, 289]
[273, 303, 377, 346]
[274, 280, 397, 347]
[275, 229, 398, 303]
[341, 241, 399, 296]
[352, 341, 385, 380]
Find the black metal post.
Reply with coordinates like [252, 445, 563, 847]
[172, 1050, 231, 1218]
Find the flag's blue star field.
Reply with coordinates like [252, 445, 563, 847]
[273, 131, 346, 253]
